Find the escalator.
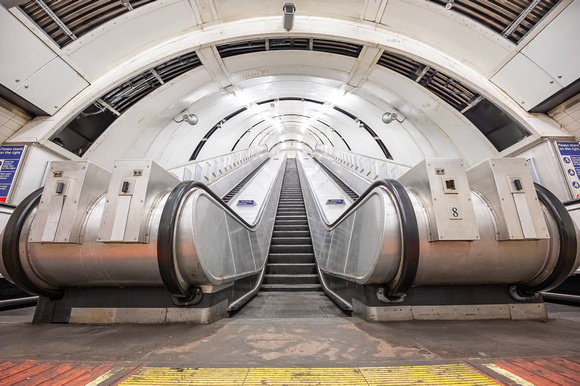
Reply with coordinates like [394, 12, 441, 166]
[263, 158, 320, 292]
[235, 158, 345, 318]
[222, 159, 269, 203]
[313, 158, 359, 200]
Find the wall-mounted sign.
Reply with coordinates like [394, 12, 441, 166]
[237, 199, 256, 206]
[326, 199, 345, 205]
[555, 142, 580, 199]
[0, 145, 25, 203]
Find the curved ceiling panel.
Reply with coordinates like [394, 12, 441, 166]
[4, 1, 574, 175]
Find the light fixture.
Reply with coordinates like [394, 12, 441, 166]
[174, 113, 198, 125]
[445, 0, 454, 10]
[283, 3, 296, 30]
[382, 112, 406, 124]
[121, 0, 133, 11]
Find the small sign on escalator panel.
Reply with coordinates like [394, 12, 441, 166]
[237, 199, 256, 206]
[326, 199, 345, 205]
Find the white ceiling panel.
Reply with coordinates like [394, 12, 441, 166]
[213, 0, 363, 21]
[66, 0, 199, 80]
[521, 0, 580, 88]
[380, 0, 513, 76]
[491, 53, 563, 110]
[0, 6, 57, 92]
[14, 57, 88, 115]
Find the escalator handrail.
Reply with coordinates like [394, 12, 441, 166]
[301, 163, 420, 298]
[517, 183, 578, 295]
[1, 188, 64, 299]
[314, 177, 411, 230]
[158, 161, 285, 298]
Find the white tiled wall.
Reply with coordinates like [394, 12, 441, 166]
[549, 93, 580, 139]
[0, 98, 32, 145]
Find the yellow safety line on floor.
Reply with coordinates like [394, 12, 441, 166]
[119, 364, 499, 385]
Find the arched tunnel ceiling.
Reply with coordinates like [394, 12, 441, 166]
[2, 0, 578, 170]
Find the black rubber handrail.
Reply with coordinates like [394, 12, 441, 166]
[1, 188, 64, 300]
[563, 197, 580, 207]
[305, 175, 420, 298]
[517, 183, 578, 295]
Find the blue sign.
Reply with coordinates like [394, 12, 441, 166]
[326, 199, 345, 205]
[237, 199, 256, 206]
[556, 142, 580, 198]
[0, 145, 25, 203]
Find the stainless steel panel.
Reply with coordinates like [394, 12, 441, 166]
[307, 151, 568, 290]
[29, 161, 111, 244]
[399, 159, 479, 241]
[174, 156, 284, 286]
[411, 190, 552, 286]
[298, 156, 401, 285]
[467, 158, 549, 241]
[25, 193, 166, 287]
[99, 160, 179, 243]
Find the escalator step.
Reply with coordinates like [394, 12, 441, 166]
[269, 244, 313, 253]
[260, 284, 322, 292]
[267, 253, 315, 264]
[266, 263, 317, 274]
[272, 230, 310, 238]
[263, 274, 320, 285]
[271, 237, 312, 245]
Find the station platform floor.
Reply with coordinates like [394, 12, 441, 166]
[0, 292, 579, 385]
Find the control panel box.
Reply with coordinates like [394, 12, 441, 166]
[467, 158, 549, 241]
[29, 161, 111, 243]
[98, 160, 180, 243]
[399, 159, 479, 241]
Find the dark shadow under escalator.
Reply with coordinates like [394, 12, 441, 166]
[234, 158, 346, 319]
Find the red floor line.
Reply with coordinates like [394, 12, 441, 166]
[0, 363, 19, 374]
[0, 360, 39, 382]
[2, 362, 57, 385]
[510, 358, 578, 386]
[545, 357, 580, 373]
[36, 364, 94, 386]
[61, 363, 114, 386]
[530, 360, 580, 383]
[13, 362, 79, 386]
[495, 360, 559, 386]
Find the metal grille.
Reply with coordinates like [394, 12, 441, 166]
[20, 0, 157, 47]
[421, 69, 479, 111]
[312, 39, 363, 58]
[377, 51, 480, 112]
[154, 51, 202, 83]
[377, 50, 529, 151]
[51, 50, 201, 156]
[217, 39, 267, 58]
[101, 51, 201, 113]
[376, 51, 424, 81]
[269, 37, 310, 51]
[426, 0, 560, 43]
[217, 37, 363, 59]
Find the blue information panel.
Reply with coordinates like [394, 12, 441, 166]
[0, 145, 25, 203]
[326, 199, 345, 205]
[556, 142, 580, 199]
[237, 199, 256, 206]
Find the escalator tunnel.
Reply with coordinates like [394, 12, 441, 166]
[0, 148, 579, 323]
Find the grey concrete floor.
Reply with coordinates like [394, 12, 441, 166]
[0, 296, 579, 369]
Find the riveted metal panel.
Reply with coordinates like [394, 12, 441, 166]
[29, 161, 110, 243]
[399, 159, 479, 241]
